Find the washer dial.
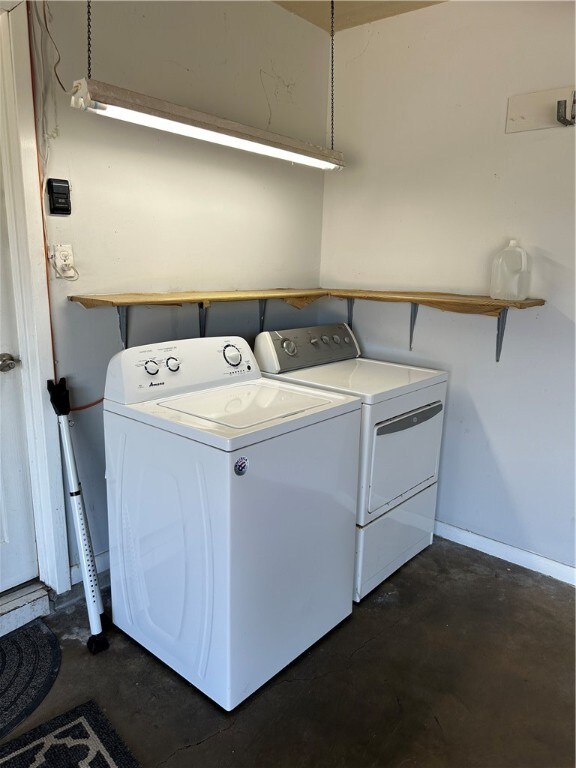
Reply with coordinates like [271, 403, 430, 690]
[166, 356, 180, 372]
[144, 359, 160, 375]
[223, 344, 242, 367]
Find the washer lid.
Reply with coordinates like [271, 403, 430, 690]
[105, 378, 360, 451]
[270, 358, 447, 404]
[159, 382, 331, 428]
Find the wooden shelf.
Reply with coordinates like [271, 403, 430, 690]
[326, 290, 544, 316]
[69, 288, 544, 314]
[68, 288, 326, 311]
[68, 287, 545, 361]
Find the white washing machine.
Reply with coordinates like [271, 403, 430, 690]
[254, 324, 448, 602]
[103, 335, 361, 711]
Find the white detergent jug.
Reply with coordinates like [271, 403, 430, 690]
[490, 239, 530, 300]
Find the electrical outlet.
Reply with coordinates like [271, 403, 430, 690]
[51, 244, 75, 277]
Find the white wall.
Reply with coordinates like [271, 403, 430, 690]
[35, 1, 575, 582]
[320, 2, 575, 568]
[35, 1, 331, 577]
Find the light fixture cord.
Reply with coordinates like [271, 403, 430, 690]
[330, 0, 335, 150]
[87, 0, 92, 79]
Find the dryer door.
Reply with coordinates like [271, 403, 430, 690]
[368, 400, 444, 518]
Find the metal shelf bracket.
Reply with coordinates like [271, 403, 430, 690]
[496, 307, 508, 362]
[117, 306, 130, 348]
[347, 298, 355, 328]
[409, 303, 419, 350]
[198, 302, 209, 338]
[259, 299, 268, 332]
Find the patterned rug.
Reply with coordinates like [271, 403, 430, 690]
[0, 701, 140, 767]
[0, 621, 61, 741]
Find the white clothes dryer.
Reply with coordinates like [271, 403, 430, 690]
[104, 336, 361, 710]
[254, 324, 448, 602]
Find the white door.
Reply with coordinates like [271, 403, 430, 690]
[0, 4, 69, 597]
[0, 106, 39, 592]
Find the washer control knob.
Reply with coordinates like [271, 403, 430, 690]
[332, 334, 341, 344]
[310, 337, 319, 346]
[144, 359, 160, 375]
[166, 356, 180, 372]
[282, 339, 297, 356]
[223, 344, 242, 367]
[321, 335, 330, 344]
[344, 336, 351, 344]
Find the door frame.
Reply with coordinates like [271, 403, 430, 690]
[0, 3, 70, 594]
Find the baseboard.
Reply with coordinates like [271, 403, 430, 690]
[435, 521, 575, 586]
[70, 550, 110, 587]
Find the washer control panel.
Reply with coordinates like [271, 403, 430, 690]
[254, 323, 360, 373]
[105, 336, 260, 404]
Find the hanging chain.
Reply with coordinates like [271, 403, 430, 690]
[330, 0, 335, 150]
[87, 0, 92, 79]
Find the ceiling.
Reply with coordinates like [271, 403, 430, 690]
[276, 1, 444, 33]
[0, 0, 20, 12]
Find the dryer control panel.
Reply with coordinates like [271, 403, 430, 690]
[254, 323, 360, 373]
[105, 336, 260, 404]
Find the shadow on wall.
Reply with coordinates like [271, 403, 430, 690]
[435, 385, 517, 537]
[529, 246, 573, 318]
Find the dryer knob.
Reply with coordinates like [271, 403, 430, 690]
[281, 339, 297, 356]
[144, 359, 160, 375]
[223, 344, 242, 367]
[321, 335, 330, 344]
[332, 334, 341, 344]
[310, 337, 319, 346]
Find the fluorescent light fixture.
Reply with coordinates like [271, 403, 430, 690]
[71, 79, 344, 170]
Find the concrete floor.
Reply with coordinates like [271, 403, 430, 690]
[2, 539, 574, 768]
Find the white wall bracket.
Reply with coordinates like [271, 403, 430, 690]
[506, 86, 575, 133]
[557, 91, 575, 126]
